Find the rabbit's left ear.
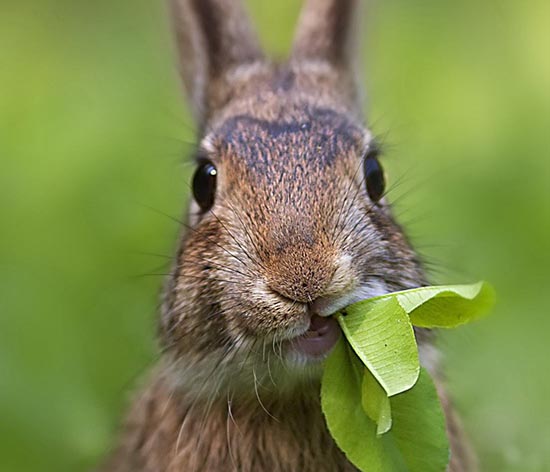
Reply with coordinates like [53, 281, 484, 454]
[170, 0, 264, 125]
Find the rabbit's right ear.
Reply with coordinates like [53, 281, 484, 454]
[169, 0, 264, 125]
[291, 0, 362, 110]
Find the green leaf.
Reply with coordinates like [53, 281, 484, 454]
[323, 281, 493, 471]
[362, 368, 392, 435]
[395, 281, 496, 328]
[337, 297, 419, 397]
[321, 339, 406, 471]
[322, 342, 449, 471]
[391, 368, 450, 471]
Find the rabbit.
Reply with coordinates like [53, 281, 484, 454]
[101, 0, 477, 471]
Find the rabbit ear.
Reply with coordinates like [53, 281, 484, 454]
[170, 0, 264, 124]
[291, 0, 360, 70]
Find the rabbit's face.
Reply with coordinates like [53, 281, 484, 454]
[160, 69, 424, 396]
[163, 0, 425, 397]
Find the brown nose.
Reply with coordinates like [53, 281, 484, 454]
[265, 236, 336, 303]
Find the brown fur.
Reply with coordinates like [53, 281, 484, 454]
[101, 1, 477, 470]
[102, 369, 356, 472]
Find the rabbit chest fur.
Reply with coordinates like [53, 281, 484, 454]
[103, 372, 357, 472]
[101, 1, 476, 471]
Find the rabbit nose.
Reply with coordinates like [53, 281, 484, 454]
[265, 237, 337, 303]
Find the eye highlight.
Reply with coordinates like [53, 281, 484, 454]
[192, 161, 217, 212]
[363, 150, 386, 203]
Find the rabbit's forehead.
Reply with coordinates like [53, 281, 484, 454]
[206, 106, 368, 178]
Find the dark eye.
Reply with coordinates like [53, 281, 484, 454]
[363, 152, 385, 203]
[192, 161, 217, 212]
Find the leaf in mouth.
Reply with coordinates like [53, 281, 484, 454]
[321, 281, 495, 472]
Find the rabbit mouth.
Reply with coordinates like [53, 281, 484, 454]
[288, 314, 341, 358]
[275, 283, 390, 362]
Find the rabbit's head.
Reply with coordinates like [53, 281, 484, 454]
[162, 0, 425, 399]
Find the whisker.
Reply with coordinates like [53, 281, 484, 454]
[252, 365, 279, 422]
[132, 251, 174, 260]
[141, 204, 255, 273]
[226, 390, 239, 471]
[222, 197, 270, 269]
[331, 150, 369, 242]
[208, 205, 268, 273]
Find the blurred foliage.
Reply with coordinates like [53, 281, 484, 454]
[0, 0, 548, 470]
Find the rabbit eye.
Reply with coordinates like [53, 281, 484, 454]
[363, 152, 385, 203]
[192, 161, 217, 211]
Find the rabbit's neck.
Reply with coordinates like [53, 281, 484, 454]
[106, 372, 356, 472]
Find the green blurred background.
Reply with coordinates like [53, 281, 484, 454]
[0, 0, 548, 470]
